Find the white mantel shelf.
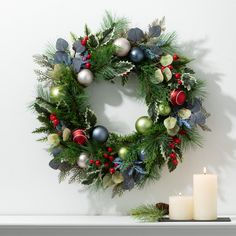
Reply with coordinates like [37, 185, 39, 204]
[0, 215, 235, 229]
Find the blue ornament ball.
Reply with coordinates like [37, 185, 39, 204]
[91, 125, 109, 143]
[129, 47, 145, 63]
[139, 149, 146, 161]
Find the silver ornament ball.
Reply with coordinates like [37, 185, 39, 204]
[77, 69, 94, 86]
[113, 38, 131, 57]
[91, 125, 109, 143]
[77, 152, 89, 168]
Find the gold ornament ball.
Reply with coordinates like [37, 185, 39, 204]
[118, 147, 129, 160]
[135, 116, 153, 134]
[113, 38, 131, 57]
[77, 69, 94, 86]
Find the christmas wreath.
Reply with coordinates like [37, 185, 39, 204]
[32, 12, 210, 197]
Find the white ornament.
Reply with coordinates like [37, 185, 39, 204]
[77, 69, 94, 86]
[77, 152, 89, 168]
[113, 38, 131, 57]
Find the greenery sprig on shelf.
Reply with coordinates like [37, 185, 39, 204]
[31, 11, 210, 197]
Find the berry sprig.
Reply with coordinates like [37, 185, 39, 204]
[168, 136, 182, 166]
[49, 114, 60, 127]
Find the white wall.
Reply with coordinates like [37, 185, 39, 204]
[0, 0, 236, 216]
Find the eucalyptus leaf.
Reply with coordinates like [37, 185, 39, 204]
[178, 108, 191, 119]
[127, 28, 144, 42]
[56, 38, 69, 51]
[73, 40, 86, 53]
[103, 174, 114, 188]
[72, 57, 82, 73]
[160, 54, 173, 66]
[149, 25, 161, 37]
[164, 117, 177, 129]
[54, 51, 71, 65]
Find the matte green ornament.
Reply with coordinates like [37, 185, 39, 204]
[158, 103, 171, 116]
[118, 147, 129, 160]
[135, 116, 153, 134]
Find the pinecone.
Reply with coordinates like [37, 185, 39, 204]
[156, 202, 169, 215]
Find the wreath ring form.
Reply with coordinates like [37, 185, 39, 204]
[32, 13, 210, 197]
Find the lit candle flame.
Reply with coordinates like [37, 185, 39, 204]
[203, 167, 207, 175]
[178, 192, 182, 196]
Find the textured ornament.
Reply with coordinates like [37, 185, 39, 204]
[151, 69, 164, 84]
[62, 128, 71, 141]
[113, 38, 131, 57]
[170, 89, 186, 106]
[118, 147, 129, 160]
[158, 103, 171, 116]
[47, 133, 60, 147]
[135, 116, 153, 134]
[77, 69, 94, 86]
[77, 152, 89, 168]
[72, 129, 87, 145]
[91, 125, 109, 143]
[129, 47, 145, 63]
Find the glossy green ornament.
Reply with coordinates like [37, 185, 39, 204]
[118, 147, 129, 160]
[158, 103, 171, 116]
[135, 116, 153, 134]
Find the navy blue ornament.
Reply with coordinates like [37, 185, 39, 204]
[91, 125, 109, 143]
[139, 149, 146, 161]
[129, 47, 145, 63]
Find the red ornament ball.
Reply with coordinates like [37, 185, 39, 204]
[169, 152, 177, 159]
[89, 159, 95, 164]
[50, 114, 57, 121]
[72, 129, 87, 145]
[179, 129, 187, 135]
[109, 168, 116, 174]
[170, 89, 186, 106]
[81, 39, 87, 46]
[107, 147, 113, 153]
[114, 163, 119, 167]
[86, 54, 91, 59]
[95, 160, 101, 166]
[161, 66, 166, 71]
[109, 155, 114, 162]
[103, 153, 109, 158]
[172, 159, 178, 166]
[177, 79, 182, 85]
[173, 54, 179, 61]
[168, 65, 173, 70]
[84, 36, 89, 41]
[175, 73, 182, 79]
[169, 142, 175, 149]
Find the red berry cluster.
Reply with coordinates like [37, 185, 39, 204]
[49, 114, 60, 127]
[89, 147, 116, 175]
[168, 136, 181, 166]
[81, 36, 91, 69]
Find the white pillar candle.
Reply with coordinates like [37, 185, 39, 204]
[169, 193, 193, 220]
[193, 167, 218, 220]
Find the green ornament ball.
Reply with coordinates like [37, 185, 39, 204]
[135, 116, 153, 134]
[158, 103, 171, 116]
[118, 147, 129, 160]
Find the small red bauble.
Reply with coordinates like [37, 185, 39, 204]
[107, 147, 113, 153]
[114, 163, 119, 167]
[175, 73, 182, 79]
[86, 54, 91, 59]
[161, 66, 166, 71]
[89, 159, 95, 164]
[104, 162, 109, 168]
[177, 79, 182, 85]
[53, 119, 60, 127]
[85, 63, 91, 69]
[173, 137, 181, 144]
[169, 142, 175, 149]
[81, 39, 87, 46]
[72, 129, 87, 145]
[173, 54, 179, 61]
[168, 65, 173, 70]
[109, 168, 115, 174]
[170, 89, 186, 106]
[84, 36, 89, 41]
[103, 153, 109, 158]
[169, 152, 177, 159]
[50, 114, 57, 121]
[172, 159, 178, 166]
[95, 160, 101, 166]
[109, 155, 114, 162]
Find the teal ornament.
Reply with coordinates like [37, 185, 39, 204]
[129, 47, 145, 63]
[135, 116, 153, 134]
